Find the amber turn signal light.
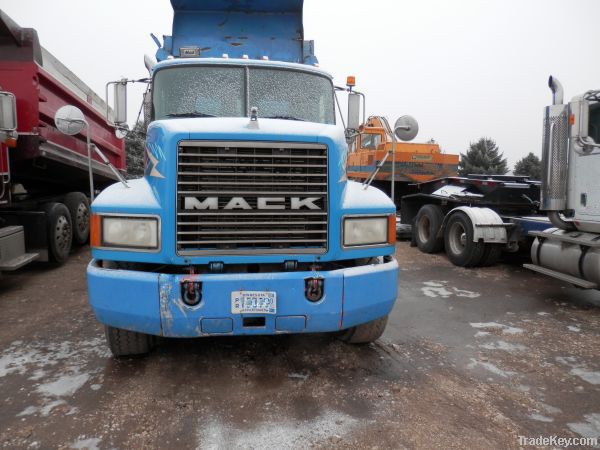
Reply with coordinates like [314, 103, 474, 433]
[388, 214, 396, 245]
[90, 214, 101, 247]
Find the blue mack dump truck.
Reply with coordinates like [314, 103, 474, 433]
[87, 0, 399, 356]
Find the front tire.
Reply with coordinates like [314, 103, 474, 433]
[44, 202, 73, 264]
[413, 204, 444, 253]
[444, 212, 485, 267]
[340, 316, 389, 344]
[105, 326, 155, 357]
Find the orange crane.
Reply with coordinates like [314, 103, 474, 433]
[347, 117, 459, 186]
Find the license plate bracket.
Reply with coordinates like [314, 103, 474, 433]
[231, 291, 277, 314]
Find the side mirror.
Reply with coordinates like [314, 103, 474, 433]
[0, 92, 17, 131]
[114, 79, 128, 125]
[106, 79, 128, 125]
[347, 92, 361, 130]
[54, 105, 86, 135]
[394, 115, 419, 141]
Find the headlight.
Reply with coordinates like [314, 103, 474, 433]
[343, 215, 395, 247]
[91, 215, 160, 251]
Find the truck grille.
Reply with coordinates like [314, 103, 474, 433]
[177, 141, 328, 255]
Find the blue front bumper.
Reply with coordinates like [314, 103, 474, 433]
[87, 258, 398, 337]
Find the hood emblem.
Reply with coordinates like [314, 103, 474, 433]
[146, 144, 165, 179]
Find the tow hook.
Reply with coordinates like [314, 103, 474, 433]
[305, 277, 324, 302]
[181, 280, 202, 306]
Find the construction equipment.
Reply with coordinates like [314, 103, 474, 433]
[347, 116, 459, 205]
[0, 10, 124, 271]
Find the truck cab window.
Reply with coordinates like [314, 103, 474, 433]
[589, 102, 600, 143]
[153, 65, 335, 125]
[360, 133, 381, 149]
[153, 66, 245, 119]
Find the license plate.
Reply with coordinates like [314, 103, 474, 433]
[231, 291, 277, 314]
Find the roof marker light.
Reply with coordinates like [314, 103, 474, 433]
[222, 53, 229, 59]
[261, 55, 269, 61]
[242, 54, 249, 59]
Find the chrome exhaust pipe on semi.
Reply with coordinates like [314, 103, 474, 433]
[548, 76, 564, 105]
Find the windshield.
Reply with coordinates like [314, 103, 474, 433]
[153, 65, 335, 124]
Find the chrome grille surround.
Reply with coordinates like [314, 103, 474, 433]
[176, 141, 328, 255]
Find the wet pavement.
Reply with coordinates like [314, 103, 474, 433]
[0, 243, 599, 449]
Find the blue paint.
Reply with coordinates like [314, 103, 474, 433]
[92, 115, 397, 266]
[201, 318, 233, 334]
[87, 261, 162, 335]
[87, 258, 398, 338]
[157, 0, 317, 64]
[88, 1, 400, 343]
[276, 316, 307, 332]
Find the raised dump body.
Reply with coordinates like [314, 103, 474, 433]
[0, 9, 124, 198]
[0, 10, 124, 271]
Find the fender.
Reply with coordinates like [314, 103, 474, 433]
[439, 206, 508, 243]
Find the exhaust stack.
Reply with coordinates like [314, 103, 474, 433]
[548, 76, 564, 105]
[540, 75, 569, 214]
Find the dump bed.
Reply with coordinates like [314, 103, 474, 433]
[157, 0, 317, 64]
[0, 10, 125, 194]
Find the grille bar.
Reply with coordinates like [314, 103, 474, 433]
[178, 221, 327, 226]
[178, 239, 327, 245]
[177, 141, 328, 255]
[180, 153, 327, 160]
[177, 212, 327, 216]
[178, 172, 327, 178]
[177, 181, 327, 186]
[179, 162, 327, 168]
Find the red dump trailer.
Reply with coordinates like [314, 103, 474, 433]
[0, 10, 124, 271]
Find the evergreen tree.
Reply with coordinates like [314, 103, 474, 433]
[124, 122, 146, 178]
[458, 137, 508, 176]
[514, 152, 542, 179]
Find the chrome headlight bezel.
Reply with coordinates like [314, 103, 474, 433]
[341, 215, 394, 248]
[93, 213, 161, 252]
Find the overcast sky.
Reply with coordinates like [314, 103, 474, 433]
[3, 0, 599, 166]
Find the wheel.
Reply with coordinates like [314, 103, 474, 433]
[44, 202, 73, 264]
[63, 192, 90, 245]
[340, 315, 389, 344]
[443, 212, 485, 267]
[105, 326, 155, 357]
[413, 204, 444, 253]
[480, 244, 502, 267]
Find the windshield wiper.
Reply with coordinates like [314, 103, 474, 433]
[165, 112, 216, 118]
[264, 115, 305, 121]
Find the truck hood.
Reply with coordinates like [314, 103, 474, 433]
[149, 117, 341, 143]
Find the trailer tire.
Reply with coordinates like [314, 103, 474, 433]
[64, 192, 90, 246]
[444, 212, 485, 267]
[44, 202, 72, 264]
[340, 315, 388, 344]
[105, 326, 155, 357]
[413, 204, 444, 253]
[480, 244, 502, 267]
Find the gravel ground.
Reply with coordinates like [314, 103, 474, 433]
[0, 243, 599, 449]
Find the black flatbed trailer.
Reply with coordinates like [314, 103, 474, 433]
[399, 175, 549, 267]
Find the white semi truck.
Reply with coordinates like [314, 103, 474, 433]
[524, 77, 600, 289]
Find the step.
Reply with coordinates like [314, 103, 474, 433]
[523, 264, 598, 289]
[0, 252, 39, 271]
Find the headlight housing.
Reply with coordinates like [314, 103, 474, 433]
[342, 215, 395, 247]
[91, 215, 160, 251]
